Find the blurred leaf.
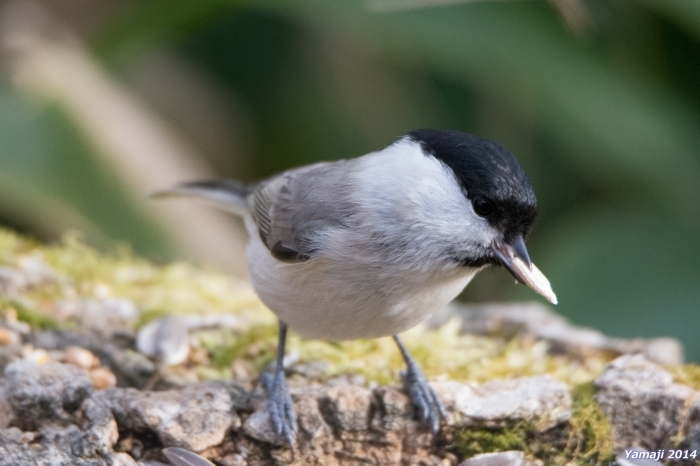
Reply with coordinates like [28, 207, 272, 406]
[638, 0, 700, 41]
[0, 87, 174, 257]
[95, 0, 233, 63]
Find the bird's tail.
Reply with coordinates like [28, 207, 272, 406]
[151, 180, 255, 217]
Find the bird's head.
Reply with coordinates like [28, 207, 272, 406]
[408, 129, 556, 304]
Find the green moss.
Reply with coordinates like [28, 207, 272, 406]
[2, 300, 59, 330]
[0, 228, 271, 326]
[671, 364, 700, 390]
[565, 383, 614, 465]
[455, 384, 614, 465]
[668, 365, 700, 447]
[195, 365, 232, 381]
[457, 423, 531, 458]
[207, 324, 279, 370]
[135, 308, 171, 329]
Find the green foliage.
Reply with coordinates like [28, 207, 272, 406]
[0, 92, 174, 258]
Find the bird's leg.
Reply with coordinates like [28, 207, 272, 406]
[393, 335, 446, 434]
[260, 320, 297, 446]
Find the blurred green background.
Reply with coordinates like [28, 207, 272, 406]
[0, 1, 698, 358]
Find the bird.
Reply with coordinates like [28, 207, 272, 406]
[154, 128, 556, 445]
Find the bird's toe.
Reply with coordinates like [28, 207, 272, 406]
[263, 371, 297, 447]
[401, 365, 444, 434]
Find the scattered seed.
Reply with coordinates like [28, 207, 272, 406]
[0, 327, 19, 346]
[90, 367, 117, 389]
[65, 346, 99, 369]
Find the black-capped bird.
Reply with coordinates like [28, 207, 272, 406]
[155, 129, 556, 445]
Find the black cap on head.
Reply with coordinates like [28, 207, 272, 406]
[407, 129, 537, 243]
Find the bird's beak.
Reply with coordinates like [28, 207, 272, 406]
[491, 236, 558, 304]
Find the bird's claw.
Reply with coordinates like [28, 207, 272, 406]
[400, 363, 446, 434]
[261, 371, 298, 447]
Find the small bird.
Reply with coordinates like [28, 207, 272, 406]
[155, 129, 556, 445]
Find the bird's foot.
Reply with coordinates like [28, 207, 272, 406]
[260, 370, 297, 446]
[400, 362, 446, 434]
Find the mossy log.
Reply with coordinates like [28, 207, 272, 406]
[0, 229, 696, 465]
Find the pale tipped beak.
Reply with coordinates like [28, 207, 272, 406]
[491, 236, 558, 305]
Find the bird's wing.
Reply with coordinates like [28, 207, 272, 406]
[250, 161, 354, 263]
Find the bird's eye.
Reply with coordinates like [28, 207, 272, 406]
[472, 197, 493, 217]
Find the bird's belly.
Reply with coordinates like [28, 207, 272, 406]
[248, 245, 478, 340]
